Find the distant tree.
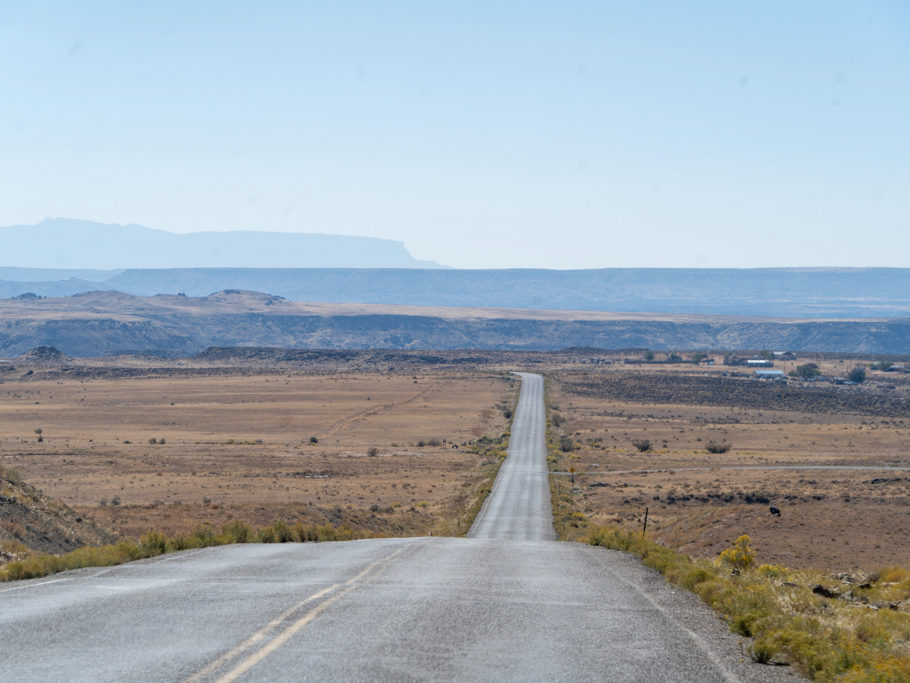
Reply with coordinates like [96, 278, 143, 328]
[757, 350, 775, 361]
[690, 353, 707, 364]
[873, 360, 893, 371]
[632, 439, 652, 452]
[790, 363, 821, 379]
[644, 350, 655, 361]
[848, 367, 867, 383]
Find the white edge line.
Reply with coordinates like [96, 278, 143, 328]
[593, 551, 742, 683]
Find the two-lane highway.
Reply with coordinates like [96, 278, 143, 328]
[0, 374, 791, 681]
[468, 372, 555, 541]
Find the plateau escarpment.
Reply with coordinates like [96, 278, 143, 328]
[3, 265, 910, 319]
[1, 290, 909, 356]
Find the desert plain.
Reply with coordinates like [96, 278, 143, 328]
[1, 349, 908, 573]
[547, 354, 910, 571]
[0, 359, 514, 541]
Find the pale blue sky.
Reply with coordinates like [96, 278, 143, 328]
[1, 1, 907, 268]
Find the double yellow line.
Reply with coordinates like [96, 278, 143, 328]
[186, 544, 412, 682]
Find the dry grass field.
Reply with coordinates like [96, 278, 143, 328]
[0, 368, 514, 540]
[547, 354, 910, 571]
[3, 347, 908, 573]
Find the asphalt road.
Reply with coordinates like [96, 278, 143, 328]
[0, 373, 793, 682]
[468, 372, 555, 541]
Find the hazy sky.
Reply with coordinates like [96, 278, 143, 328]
[1, 1, 908, 269]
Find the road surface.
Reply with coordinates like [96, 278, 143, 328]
[468, 373, 555, 541]
[0, 373, 791, 681]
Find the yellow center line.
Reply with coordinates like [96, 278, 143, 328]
[184, 584, 338, 683]
[185, 544, 412, 683]
[214, 582, 359, 683]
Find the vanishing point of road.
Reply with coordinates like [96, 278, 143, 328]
[0, 373, 792, 681]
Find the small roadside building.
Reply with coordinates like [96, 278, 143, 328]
[754, 369, 786, 380]
[747, 359, 774, 368]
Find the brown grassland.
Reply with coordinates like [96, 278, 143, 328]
[0, 366, 515, 541]
[3, 349, 907, 571]
[545, 354, 910, 570]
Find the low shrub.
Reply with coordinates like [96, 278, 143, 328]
[848, 367, 867, 384]
[219, 520, 254, 543]
[140, 531, 167, 555]
[271, 520, 294, 543]
[749, 637, 778, 664]
[716, 534, 755, 570]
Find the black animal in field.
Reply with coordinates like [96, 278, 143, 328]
[769, 506, 781, 517]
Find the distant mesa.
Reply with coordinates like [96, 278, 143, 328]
[0, 218, 443, 270]
[2, 265, 910, 319]
[2, 221, 910, 320]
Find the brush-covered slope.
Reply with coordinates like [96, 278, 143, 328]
[0, 465, 115, 562]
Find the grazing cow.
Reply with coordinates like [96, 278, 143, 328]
[769, 506, 781, 517]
